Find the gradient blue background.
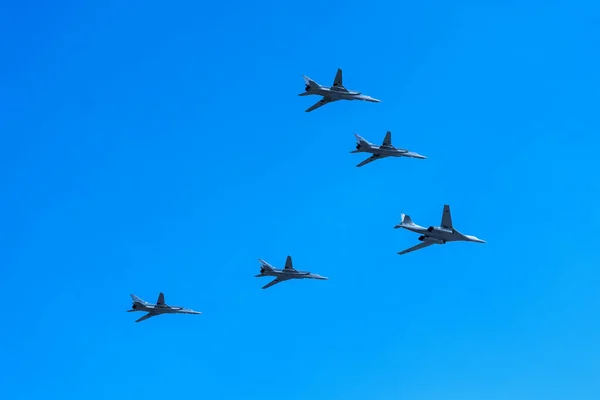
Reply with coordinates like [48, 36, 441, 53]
[1, 1, 600, 399]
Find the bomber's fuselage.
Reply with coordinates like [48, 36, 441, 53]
[402, 225, 466, 243]
[358, 144, 406, 157]
[355, 143, 426, 159]
[307, 86, 380, 102]
[131, 303, 198, 314]
[258, 268, 326, 280]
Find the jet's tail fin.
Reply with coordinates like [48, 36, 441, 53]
[130, 294, 149, 305]
[351, 134, 370, 153]
[302, 75, 321, 91]
[258, 259, 274, 274]
[394, 213, 416, 228]
[354, 133, 369, 145]
[441, 204, 453, 229]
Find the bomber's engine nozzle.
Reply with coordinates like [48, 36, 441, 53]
[305, 84, 310, 91]
[356, 143, 361, 150]
[418, 235, 445, 244]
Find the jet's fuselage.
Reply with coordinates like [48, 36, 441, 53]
[402, 225, 461, 243]
[131, 303, 195, 314]
[308, 86, 379, 102]
[358, 145, 406, 157]
[258, 268, 326, 280]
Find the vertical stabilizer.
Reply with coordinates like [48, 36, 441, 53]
[333, 68, 343, 87]
[382, 131, 392, 147]
[441, 204, 453, 229]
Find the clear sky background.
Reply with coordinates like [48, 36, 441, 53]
[1, 1, 600, 399]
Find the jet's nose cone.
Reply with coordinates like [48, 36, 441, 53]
[393, 224, 402, 229]
[466, 235, 486, 243]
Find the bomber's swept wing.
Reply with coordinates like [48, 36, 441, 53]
[135, 313, 158, 323]
[356, 154, 386, 167]
[284, 256, 296, 272]
[398, 241, 434, 255]
[305, 97, 337, 112]
[262, 277, 289, 289]
[441, 204, 453, 229]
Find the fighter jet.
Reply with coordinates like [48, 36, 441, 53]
[394, 204, 486, 255]
[299, 68, 381, 112]
[127, 292, 201, 322]
[255, 255, 328, 289]
[351, 131, 427, 167]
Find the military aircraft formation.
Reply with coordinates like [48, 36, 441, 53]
[129, 68, 485, 322]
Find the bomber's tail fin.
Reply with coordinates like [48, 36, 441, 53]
[257, 259, 274, 275]
[441, 204, 453, 229]
[130, 294, 148, 305]
[351, 134, 370, 153]
[394, 213, 415, 229]
[301, 75, 321, 92]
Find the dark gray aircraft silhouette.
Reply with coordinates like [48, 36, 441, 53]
[394, 204, 485, 255]
[255, 256, 328, 289]
[351, 131, 426, 167]
[127, 292, 201, 322]
[299, 68, 381, 112]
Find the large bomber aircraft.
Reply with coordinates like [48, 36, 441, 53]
[255, 256, 328, 289]
[351, 131, 426, 167]
[127, 292, 202, 322]
[394, 204, 485, 255]
[299, 68, 381, 112]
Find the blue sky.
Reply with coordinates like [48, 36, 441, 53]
[1, 1, 600, 399]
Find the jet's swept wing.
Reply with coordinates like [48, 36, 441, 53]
[356, 154, 386, 167]
[333, 68, 343, 87]
[398, 241, 434, 255]
[441, 204, 453, 229]
[262, 277, 289, 289]
[382, 131, 393, 147]
[135, 313, 158, 323]
[284, 255, 296, 272]
[156, 292, 166, 306]
[305, 97, 337, 112]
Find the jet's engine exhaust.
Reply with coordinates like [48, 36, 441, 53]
[418, 235, 445, 244]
